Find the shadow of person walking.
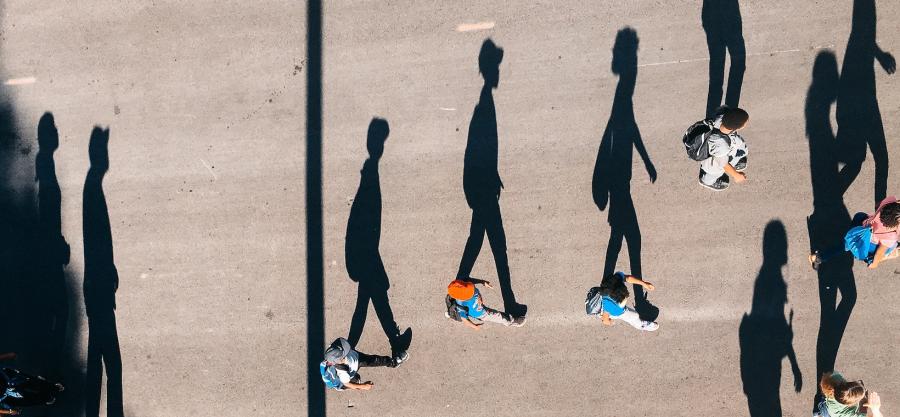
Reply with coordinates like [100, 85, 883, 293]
[35, 113, 73, 378]
[83, 127, 124, 417]
[834, 0, 895, 208]
[346, 118, 412, 357]
[455, 39, 526, 318]
[739, 221, 802, 417]
[702, 0, 746, 118]
[805, 50, 860, 414]
[592, 27, 659, 322]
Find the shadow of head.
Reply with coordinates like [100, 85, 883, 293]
[812, 51, 839, 99]
[88, 127, 110, 172]
[763, 220, 788, 267]
[366, 118, 389, 159]
[611, 27, 638, 76]
[478, 39, 503, 88]
[37, 112, 58, 152]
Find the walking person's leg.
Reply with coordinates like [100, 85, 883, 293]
[479, 306, 518, 326]
[357, 351, 395, 368]
[480, 197, 524, 316]
[703, 17, 727, 118]
[722, 7, 746, 109]
[347, 284, 371, 347]
[456, 208, 486, 280]
[700, 157, 727, 186]
[612, 306, 657, 331]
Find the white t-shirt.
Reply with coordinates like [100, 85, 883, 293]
[336, 350, 359, 384]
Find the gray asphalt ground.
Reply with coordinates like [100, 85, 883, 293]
[0, 0, 898, 416]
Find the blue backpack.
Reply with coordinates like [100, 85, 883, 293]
[844, 226, 873, 261]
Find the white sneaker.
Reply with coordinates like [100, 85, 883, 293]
[641, 321, 659, 331]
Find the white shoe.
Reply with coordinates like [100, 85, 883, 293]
[641, 321, 659, 331]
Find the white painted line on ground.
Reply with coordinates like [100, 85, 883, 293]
[200, 159, 218, 181]
[4, 77, 36, 85]
[456, 21, 495, 32]
[439, 107, 456, 111]
[639, 45, 834, 68]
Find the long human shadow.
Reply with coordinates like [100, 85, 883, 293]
[455, 39, 526, 317]
[0, 110, 82, 415]
[835, 0, 895, 208]
[35, 113, 73, 378]
[739, 221, 802, 417]
[592, 27, 659, 322]
[806, 50, 860, 413]
[345, 118, 411, 357]
[82, 127, 124, 417]
[701, 0, 746, 118]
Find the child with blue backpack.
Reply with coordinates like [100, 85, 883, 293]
[586, 272, 659, 331]
[809, 196, 900, 270]
[445, 279, 526, 330]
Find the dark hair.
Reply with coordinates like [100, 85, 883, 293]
[599, 273, 629, 303]
[879, 202, 900, 228]
[820, 372, 866, 405]
[721, 108, 749, 131]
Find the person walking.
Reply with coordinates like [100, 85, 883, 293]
[445, 279, 525, 330]
[696, 107, 750, 191]
[809, 196, 900, 269]
[586, 272, 658, 331]
[319, 338, 407, 392]
[816, 372, 883, 417]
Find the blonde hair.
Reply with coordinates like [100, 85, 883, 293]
[820, 372, 866, 405]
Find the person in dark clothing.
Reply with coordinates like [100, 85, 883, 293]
[456, 39, 526, 318]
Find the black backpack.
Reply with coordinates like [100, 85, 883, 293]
[682, 119, 716, 161]
[445, 295, 463, 321]
[585, 287, 604, 315]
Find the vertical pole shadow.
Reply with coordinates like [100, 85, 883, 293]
[455, 39, 526, 318]
[305, 0, 326, 415]
[806, 50, 859, 413]
[345, 119, 411, 356]
[834, 0, 895, 208]
[592, 27, 658, 322]
[83, 127, 124, 417]
[702, 0, 746, 118]
[738, 221, 802, 417]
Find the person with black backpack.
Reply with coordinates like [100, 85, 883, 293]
[683, 106, 750, 191]
[445, 278, 525, 330]
[585, 272, 658, 331]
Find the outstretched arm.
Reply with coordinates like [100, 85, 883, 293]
[624, 275, 655, 291]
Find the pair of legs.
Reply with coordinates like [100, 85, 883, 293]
[457, 194, 525, 316]
[702, 0, 746, 118]
[84, 310, 123, 417]
[347, 273, 410, 357]
[699, 135, 747, 186]
[471, 305, 519, 326]
[610, 306, 658, 331]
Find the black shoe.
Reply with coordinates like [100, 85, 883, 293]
[699, 172, 730, 191]
[392, 327, 412, 356]
[390, 350, 409, 368]
[733, 156, 747, 172]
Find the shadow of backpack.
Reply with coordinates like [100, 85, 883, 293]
[585, 287, 604, 316]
